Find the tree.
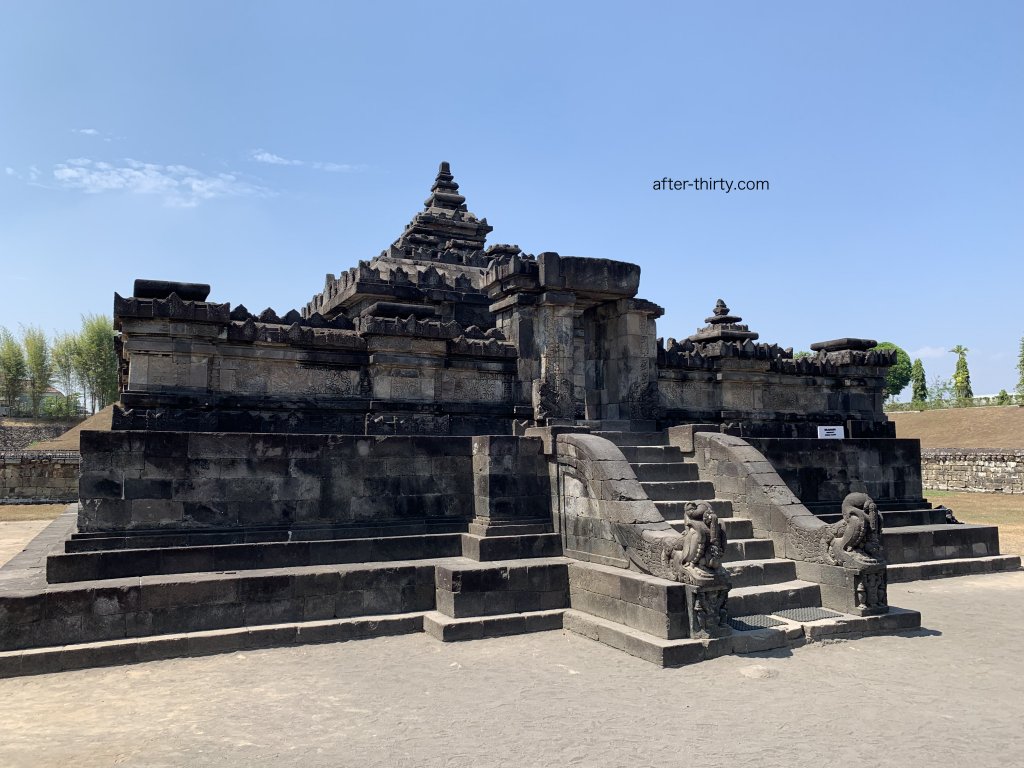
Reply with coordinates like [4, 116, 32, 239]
[929, 375, 953, 406]
[51, 332, 80, 417]
[950, 345, 973, 403]
[1017, 335, 1024, 401]
[871, 342, 912, 399]
[0, 327, 28, 413]
[21, 325, 52, 418]
[73, 314, 118, 413]
[996, 389, 1012, 406]
[910, 358, 928, 403]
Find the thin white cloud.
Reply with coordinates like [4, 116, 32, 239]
[250, 148, 362, 172]
[251, 149, 302, 166]
[52, 158, 270, 207]
[73, 128, 100, 136]
[912, 345, 949, 359]
[4, 167, 14, 176]
[313, 161, 360, 173]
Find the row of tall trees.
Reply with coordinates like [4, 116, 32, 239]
[0, 315, 118, 419]
[895, 341, 1024, 410]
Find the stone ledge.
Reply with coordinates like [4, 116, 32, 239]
[422, 609, 564, 641]
[0, 612, 426, 679]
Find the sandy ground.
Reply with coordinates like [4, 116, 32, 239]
[929, 489, 1024, 556]
[0, 571, 1020, 768]
[0, 520, 52, 567]
[889, 405, 1024, 448]
[0, 505, 66, 567]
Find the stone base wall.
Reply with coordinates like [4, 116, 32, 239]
[79, 430, 475, 532]
[0, 452, 80, 502]
[0, 423, 75, 451]
[746, 437, 924, 511]
[922, 449, 1024, 494]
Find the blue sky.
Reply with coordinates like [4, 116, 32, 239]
[1, 1, 1021, 398]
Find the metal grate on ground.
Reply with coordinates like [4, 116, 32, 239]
[773, 607, 843, 622]
[728, 614, 784, 632]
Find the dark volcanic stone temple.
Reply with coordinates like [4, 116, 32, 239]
[1, 163, 1017, 675]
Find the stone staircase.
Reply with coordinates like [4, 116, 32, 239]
[599, 431, 824, 617]
[568, 431, 918, 664]
[811, 501, 1020, 582]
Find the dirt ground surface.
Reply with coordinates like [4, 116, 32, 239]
[0, 504, 67, 523]
[0, 571, 1020, 768]
[889, 405, 1024, 448]
[0, 505, 65, 567]
[29, 406, 113, 451]
[0, 520, 52, 567]
[928, 489, 1024, 556]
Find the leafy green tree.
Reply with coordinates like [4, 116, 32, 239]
[0, 327, 28, 414]
[21, 325, 52, 418]
[910, 358, 928, 403]
[928, 375, 953, 406]
[73, 314, 118, 413]
[51, 332, 80, 417]
[1017, 335, 1024, 401]
[793, 350, 813, 359]
[950, 345, 973, 403]
[996, 389, 1012, 406]
[871, 342, 912, 399]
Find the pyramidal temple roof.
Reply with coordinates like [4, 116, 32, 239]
[389, 161, 494, 265]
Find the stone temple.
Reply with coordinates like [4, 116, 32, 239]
[0, 162, 1018, 674]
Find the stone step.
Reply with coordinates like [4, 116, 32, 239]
[730, 606, 922, 648]
[49, 532, 466, 583]
[655, 499, 733, 519]
[629, 462, 699, 482]
[618, 445, 685, 463]
[725, 558, 798, 588]
[66, 519, 469, 553]
[883, 523, 1002, 564]
[1, 562, 437, 653]
[727, 580, 822, 617]
[0, 612, 426, 680]
[723, 538, 776, 562]
[460, 533, 562, 562]
[817, 508, 951, 527]
[720, 518, 754, 539]
[562, 609, 731, 667]
[434, 559, 569, 618]
[641, 480, 718, 502]
[423, 609, 564, 642]
[592, 431, 667, 447]
[887, 554, 1021, 583]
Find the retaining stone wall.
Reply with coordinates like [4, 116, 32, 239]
[0, 452, 80, 502]
[0, 423, 72, 451]
[79, 431, 475, 532]
[921, 449, 1024, 494]
[745, 438, 923, 509]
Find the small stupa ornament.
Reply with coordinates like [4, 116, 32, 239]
[688, 299, 759, 342]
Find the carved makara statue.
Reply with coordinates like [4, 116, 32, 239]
[663, 501, 728, 586]
[825, 492, 885, 568]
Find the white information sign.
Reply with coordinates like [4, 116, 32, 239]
[817, 426, 845, 439]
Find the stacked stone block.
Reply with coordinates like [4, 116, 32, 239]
[921, 449, 1024, 494]
[79, 431, 474, 532]
[0, 452, 80, 502]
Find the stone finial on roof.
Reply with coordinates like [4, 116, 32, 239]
[424, 161, 468, 211]
[705, 299, 743, 326]
[688, 299, 759, 343]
